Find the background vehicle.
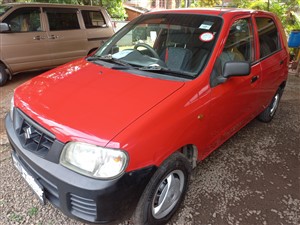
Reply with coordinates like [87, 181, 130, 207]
[0, 3, 114, 86]
[5, 8, 289, 225]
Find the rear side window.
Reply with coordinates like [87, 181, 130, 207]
[45, 8, 80, 31]
[82, 10, 106, 28]
[255, 17, 281, 58]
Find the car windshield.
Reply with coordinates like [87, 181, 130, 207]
[0, 5, 12, 17]
[93, 13, 222, 79]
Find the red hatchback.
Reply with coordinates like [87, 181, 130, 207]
[5, 8, 289, 225]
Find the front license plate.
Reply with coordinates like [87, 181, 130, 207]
[12, 154, 45, 205]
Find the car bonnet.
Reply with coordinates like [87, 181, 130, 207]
[14, 59, 185, 146]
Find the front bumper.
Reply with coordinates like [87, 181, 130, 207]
[5, 113, 156, 223]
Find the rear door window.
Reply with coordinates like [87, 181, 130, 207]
[82, 10, 106, 28]
[45, 8, 80, 31]
[255, 17, 281, 58]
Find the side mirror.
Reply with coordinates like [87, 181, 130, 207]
[223, 61, 251, 78]
[215, 61, 251, 85]
[0, 23, 10, 33]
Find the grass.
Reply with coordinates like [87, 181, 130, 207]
[28, 206, 38, 217]
[9, 212, 24, 223]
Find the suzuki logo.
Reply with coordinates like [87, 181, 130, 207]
[24, 127, 32, 140]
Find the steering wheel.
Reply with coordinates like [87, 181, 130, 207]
[134, 43, 160, 59]
[9, 21, 21, 32]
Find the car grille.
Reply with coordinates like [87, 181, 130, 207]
[14, 108, 55, 158]
[70, 194, 97, 220]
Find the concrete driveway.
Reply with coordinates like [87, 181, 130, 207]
[0, 72, 299, 225]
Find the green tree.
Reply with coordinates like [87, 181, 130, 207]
[231, 0, 300, 33]
[100, 0, 126, 19]
[188, 0, 221, 7]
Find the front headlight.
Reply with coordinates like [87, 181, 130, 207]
[60, 142, 128, 179]
[10, 96, 14, 120]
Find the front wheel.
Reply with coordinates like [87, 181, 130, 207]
[257, 87, 284, 123]
[0, 64, 8, 86]
[132, 152, 191, 225]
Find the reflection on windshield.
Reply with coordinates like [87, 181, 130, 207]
[94, 13, 222, 79]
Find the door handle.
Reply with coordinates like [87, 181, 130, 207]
[280, 60, 284, 65]
[48, 35, 59, 39]
[251, 75, 259, 83]
[33, 36, 45, 40]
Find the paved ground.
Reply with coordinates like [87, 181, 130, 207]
[0, 71, 299, 225]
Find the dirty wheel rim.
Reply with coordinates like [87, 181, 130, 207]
[270, 93, 280, 116]
[152, 170, 185, 219]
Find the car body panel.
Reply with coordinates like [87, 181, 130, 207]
[5, 8, 289, 223]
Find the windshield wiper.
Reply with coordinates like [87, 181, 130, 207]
[139, 64, 195, 79]
[86, 55, 134, 69]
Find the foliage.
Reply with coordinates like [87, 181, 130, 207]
[231, 0, 300, 33]
[189, 0, 221, 8]
[101, 0, 126, 19]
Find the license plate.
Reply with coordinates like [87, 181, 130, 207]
[12, 154, 45, 205]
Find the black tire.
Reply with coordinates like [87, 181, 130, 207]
[257, 87, 284, 123]
[132, 152, 192, 225]
[0, 65, 8, 86]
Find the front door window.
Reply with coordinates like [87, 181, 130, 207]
[4, 8, 41, 32]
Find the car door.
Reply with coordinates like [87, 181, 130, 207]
[43, 7, 87, 67]
[81, 9, 115, 54]
[204, 16, 261, 155]
[1, 7, 51, 73]
[254, 16, 289, 108]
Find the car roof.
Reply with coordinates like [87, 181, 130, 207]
[1, 2, 104, 9]
[147, 8, 274, 18]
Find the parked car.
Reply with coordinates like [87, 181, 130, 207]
[0, 3, 114, 86]
[5, 8, 289, 225]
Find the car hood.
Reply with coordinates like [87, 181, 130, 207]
[15, 59, 185, 146]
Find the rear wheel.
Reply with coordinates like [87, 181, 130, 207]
[0, 64, 8, 86]
[132, 152, 191, 225]
[257, 87, 283, 122]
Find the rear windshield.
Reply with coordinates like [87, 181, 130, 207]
[0, 5, 12, 16]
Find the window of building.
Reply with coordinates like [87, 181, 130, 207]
[159, 0, 166, 8]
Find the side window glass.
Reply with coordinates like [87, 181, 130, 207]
[256, 17, 281, 58]
[220, 18, 254, 68]
[82, 10, 106, 28]
[3, 8, 41, 32]
[46, 8, 80, 31]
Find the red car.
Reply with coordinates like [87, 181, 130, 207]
[5, 8, 288, 225]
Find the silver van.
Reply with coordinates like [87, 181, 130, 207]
[0, 3, 114, 86]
